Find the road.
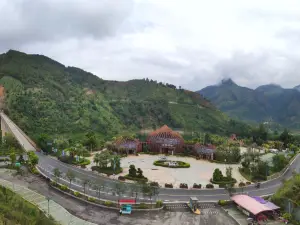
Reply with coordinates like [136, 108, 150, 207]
[1, 112, 300, 203]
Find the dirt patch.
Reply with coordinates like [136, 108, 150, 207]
[85, 89, 96, 95]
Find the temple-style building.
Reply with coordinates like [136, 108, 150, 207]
[147, 125, 184, 154]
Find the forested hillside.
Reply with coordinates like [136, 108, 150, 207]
[199, 79, 300, 130]
[0, 50, 250, 142]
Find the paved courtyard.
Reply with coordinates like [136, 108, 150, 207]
[120, 155, 247, 187]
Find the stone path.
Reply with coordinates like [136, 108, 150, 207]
[0, 174, 96, 225]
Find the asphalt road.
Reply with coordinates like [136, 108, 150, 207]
[36, 152, 300, 202]
[2, 112, 300, 203]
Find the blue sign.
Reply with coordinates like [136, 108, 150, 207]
[62, 150, 65, 156]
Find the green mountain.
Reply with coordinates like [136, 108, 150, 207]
[199, 79, 300, 129]
[0, 50, 250, 142]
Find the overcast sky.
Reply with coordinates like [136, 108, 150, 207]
[1, 0, 300, 90]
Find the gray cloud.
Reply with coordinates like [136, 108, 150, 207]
[0, 0, 134, 49]
[1, 0, 300, 91]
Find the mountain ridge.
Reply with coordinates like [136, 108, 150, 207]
[198, 78, 300, 129]
[0, 50, 251, 142]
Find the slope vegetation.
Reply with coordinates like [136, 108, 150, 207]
[0, 50, 250, 141]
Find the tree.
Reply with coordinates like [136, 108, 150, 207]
[272, 154, 288, 172]
[37, 133, 52, 153]
[213, 168, 223, 182]
[137, 168, 144, 178]
[84, 131, 97, 152]
[53, 168, 62, 183]
[93, 153, 101, 166]
[3, 133, 20, 149]
[129, 165, 137, 177]
[280, 129, 293, 148]
[110, 155, 121, 171]
[152, 185, 160, 201]
[226, 167, 233, 180]
[130, 182, 141, 203]
[27, 152, 39, 166]
[66, 170, 75, 187]
[9, 152, 16, 165]
[82, 179, 91, 194]
[114, 182, 125, 202]
[141, 182, 155, 207]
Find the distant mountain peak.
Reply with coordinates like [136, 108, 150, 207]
[221, 78, 236, 86]
[294, 85, 300, 92]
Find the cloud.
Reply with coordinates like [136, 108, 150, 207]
[1, 0, 300, 90]
[0, 0, 134, 48]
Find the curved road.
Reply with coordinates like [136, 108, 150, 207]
[2, 112, 300, 202]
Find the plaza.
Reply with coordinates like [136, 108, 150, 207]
[119, 154, 247, 187]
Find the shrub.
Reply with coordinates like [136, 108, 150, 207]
[193, 183, 201, 189]
[165, 183, 173, 188]
[283, 212, 292, 220]
[73, 191, 81, 197]
[88, 197, 96, 202]
[156, 200, 163, 208]
[104, 201, 113, 206]
[59, 185, 69, 191]
[118, 176, 126, 181]
[246, 181, 251, 185]
[138, 203, 148, 209]
[29, 167, 39, 175]
[238, 182, 246, 187]
[150, 181, 159, 187]
[179, 183, 188, 189]
[218, 200, 228, 206]
[50, 181, 57, 186]
[206, 184, 214, 189]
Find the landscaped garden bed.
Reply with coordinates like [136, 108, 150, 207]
[210, 168, 237, 186]
[153, 160, 190, 168]
[125, 165, 148, 182]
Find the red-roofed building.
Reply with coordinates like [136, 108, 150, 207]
[147, 125, 184, 154]
[231, 195, 280, 221]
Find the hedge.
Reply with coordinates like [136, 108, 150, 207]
[153, 160, 190, 168]
[210, 178, 237, 185]
[124, 174, 148, 182]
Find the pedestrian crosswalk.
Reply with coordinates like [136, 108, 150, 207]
[165, 204, 189, 209]
[198, 203, 216, 209]
[201, 210, 219, 215]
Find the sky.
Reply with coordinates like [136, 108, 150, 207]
[1, 0, 300, 91]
